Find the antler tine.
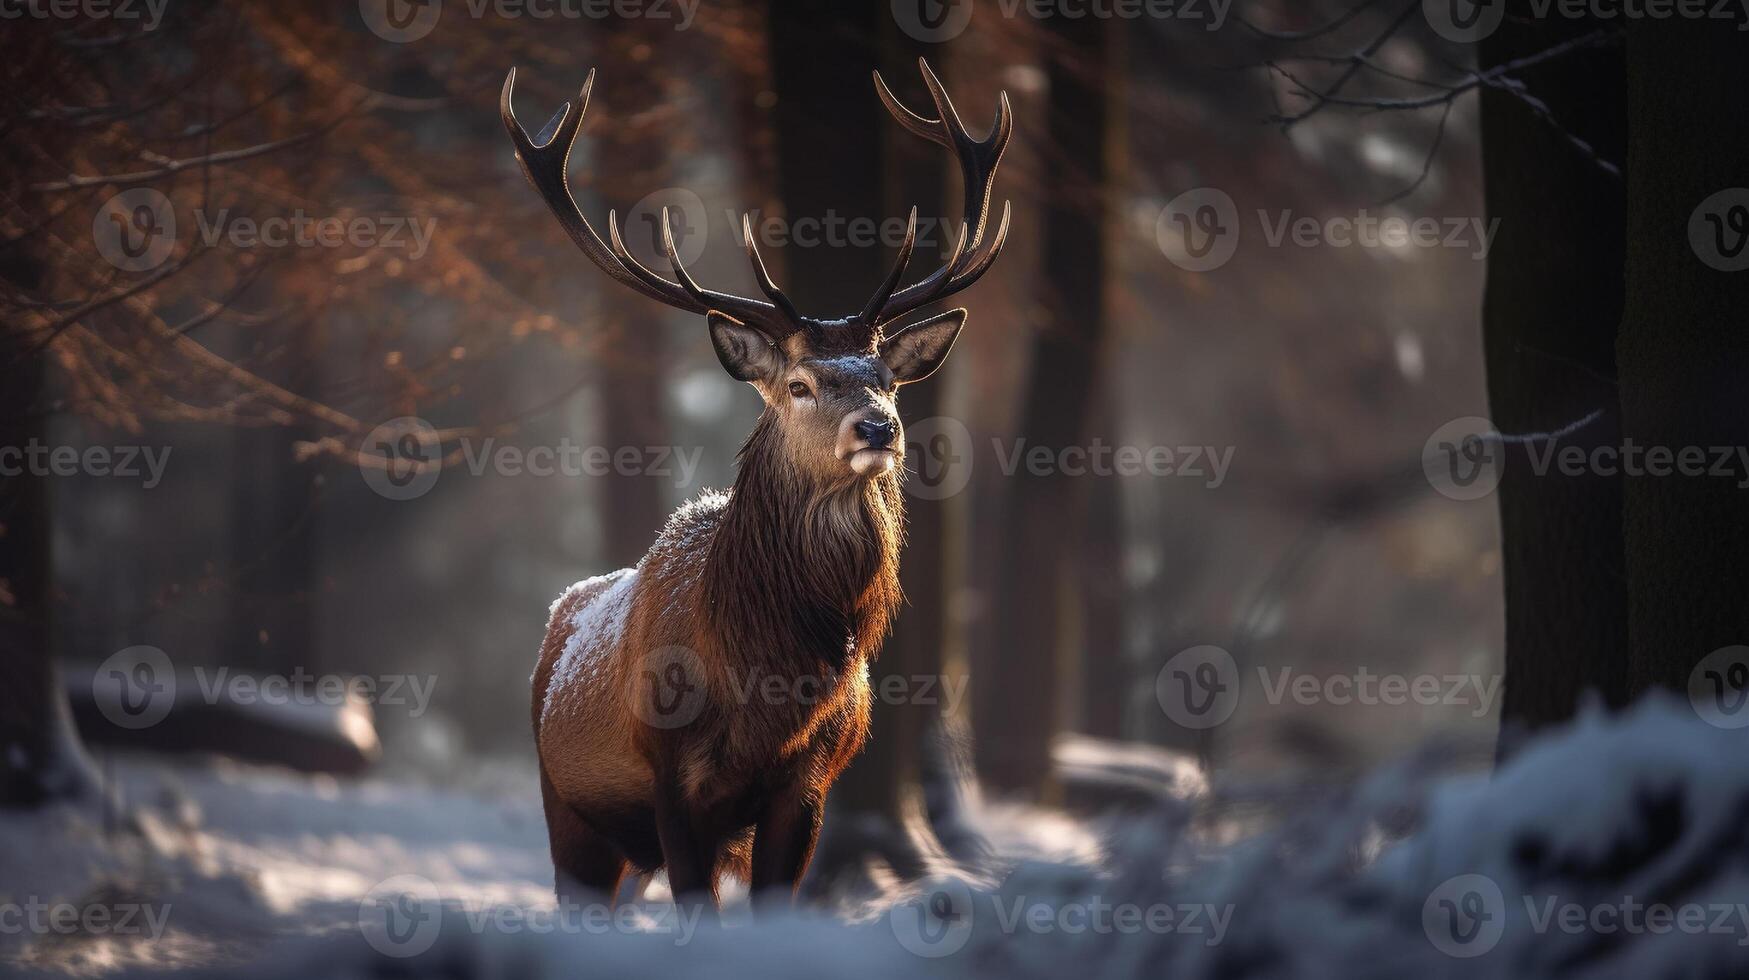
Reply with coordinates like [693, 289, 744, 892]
[947, 200, 1010, 285]
[862, 59, 1013, 328]
[606, 209, 697, 303]
[858, 206, 918, 329]
[741, 214, 802, 325]
[502, 69, 674, 307]
[853, 206, 923, 329]
[658, 207, 709, 302]
[875, 60, 1014, 159]
[502, 67, 793, 333]
[872, 69, 942, 145]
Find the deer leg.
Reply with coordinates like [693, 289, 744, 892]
[653, 780, 720, 914]
[540, 768, 628, 909]
[749, 783, 824, 912]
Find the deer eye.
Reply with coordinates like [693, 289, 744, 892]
[787, 380, 811, 399]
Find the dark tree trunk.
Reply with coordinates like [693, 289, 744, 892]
[1617, 19, 1749, 696]
[1077, 427, 1125, 739]
[1479, 9, 1629, 751]
[769, 5, 890, 832]
[595, 22, 676, 569]
[974, 16, 1113, 796]
[769, 0, 956, 882]
[0, 256, 95, 807]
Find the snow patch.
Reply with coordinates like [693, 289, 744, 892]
[541, 569, 637, 726]
[808, 356, 883, 386]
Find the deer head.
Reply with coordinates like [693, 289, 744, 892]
[501, 59, 1010, 484]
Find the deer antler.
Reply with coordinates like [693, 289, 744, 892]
[502, 61, 1010, 346]
[500, 68, 795, 337]
[862, 58, 1012, 331]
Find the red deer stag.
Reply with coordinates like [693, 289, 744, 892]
[502, 59, 1010, 911]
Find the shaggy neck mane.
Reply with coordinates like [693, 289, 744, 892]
[703, 412, 904, 673]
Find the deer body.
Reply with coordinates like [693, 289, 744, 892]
[503, 59, 1010, 909]
[534, 451, 899, 893]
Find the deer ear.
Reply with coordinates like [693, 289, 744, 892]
[880, 308, 966, 385]
[708, 311, 782, 382]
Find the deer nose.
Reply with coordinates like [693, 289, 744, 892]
[854, 418, 895, 449]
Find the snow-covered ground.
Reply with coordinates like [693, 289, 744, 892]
[4, 696, 1747, 978]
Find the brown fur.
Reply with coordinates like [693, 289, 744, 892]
[532, 353, 905, 910]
